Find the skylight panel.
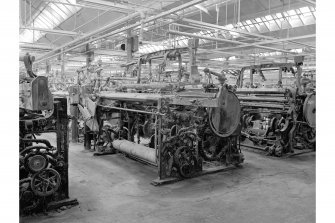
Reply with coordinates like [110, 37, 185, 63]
[43, 9, 60, 25]
[38, 14, 54, 28]
[290, 14, 299, 20]
[254, 23, 261, 30]
[255, 17, 262, 23]
[36, 16, 51, 29]
[50, 4, 67, 21]
[20, 0, 80, 43]
[276, 13, 283, 18]
[246, 20, 252, 25]
[225, 24, 234, 29]
[288, 10, 296, 16]
[56, 3, 72, 15]
[265, 15, 273, 21]
[300, 7, 310, 13]
[33, 20, 44, 29]
[261, 17, 268, 22]
[309, 6, 316, 12]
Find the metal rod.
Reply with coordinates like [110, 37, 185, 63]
[98, 105, 163, 116]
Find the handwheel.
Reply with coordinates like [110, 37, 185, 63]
[31, 168, 61, 197]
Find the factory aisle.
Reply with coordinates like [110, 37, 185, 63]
[21, 134, 315, 223]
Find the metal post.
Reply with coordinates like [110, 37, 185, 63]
[70, 105, 79, 142]
[188, 38, 200, 83]
[148, 59, 152, 81]
[126, 30, 133, 63]
[250, 69, 253, 87]
[240, 69, 244, 87]
[296, 65, 302, 94]
[46, 60, 50, 75]
[157, 99, 163, 179]
[137, 58, 141, 84]
[178, 53, 182, 82]
[278, 67, 283, 85]
[61, 49, 65, 81]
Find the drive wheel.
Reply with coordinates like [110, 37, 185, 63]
[31, 168, 61, 197]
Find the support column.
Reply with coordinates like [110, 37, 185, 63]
[188, 38, 200, 84]
[137, 58, 141, 84]
[157, 99, 163, 179]
[177, 53, 182, 82]
[61, 49, 65, 81]
[278, 68, 283, 86]
[70, 104, 79, 143]
[126, 30, 133, 63]
[86, 43, 94, 82]
[148, 59, 152, 81]
[250, 69, 254, 87]
[46, 60, 51, 76]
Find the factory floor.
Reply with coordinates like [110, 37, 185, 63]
[21, 134, 315, 223]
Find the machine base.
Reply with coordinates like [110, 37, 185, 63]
[241, 144, 315, 157]
[47, 198, 79, 211]
[151, 165, 239, 186]
[93, 151, 117, 156]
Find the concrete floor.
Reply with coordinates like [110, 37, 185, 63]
[22, 134, 315, 223]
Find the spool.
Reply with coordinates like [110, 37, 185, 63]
[112, 140, 157, 164]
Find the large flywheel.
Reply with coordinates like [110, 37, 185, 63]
[209, 90, 241, 137]
[303, 93, 316, 128]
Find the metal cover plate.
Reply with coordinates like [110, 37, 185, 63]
[209, 91, 241, 137]
[303, 93, 316, 128]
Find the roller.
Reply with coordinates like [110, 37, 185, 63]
[112, 140, 157, 164]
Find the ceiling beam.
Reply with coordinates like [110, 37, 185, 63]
[20, 26, 80, 36]
[20, 43, 54, 50]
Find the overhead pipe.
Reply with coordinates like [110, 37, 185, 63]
[35, 0, 209, 64]
[20, 26, 79, 36]
[168, 30, 294, 54]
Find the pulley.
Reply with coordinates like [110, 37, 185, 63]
[27, 154, 47, 173]
[303, 93, 316, 128]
